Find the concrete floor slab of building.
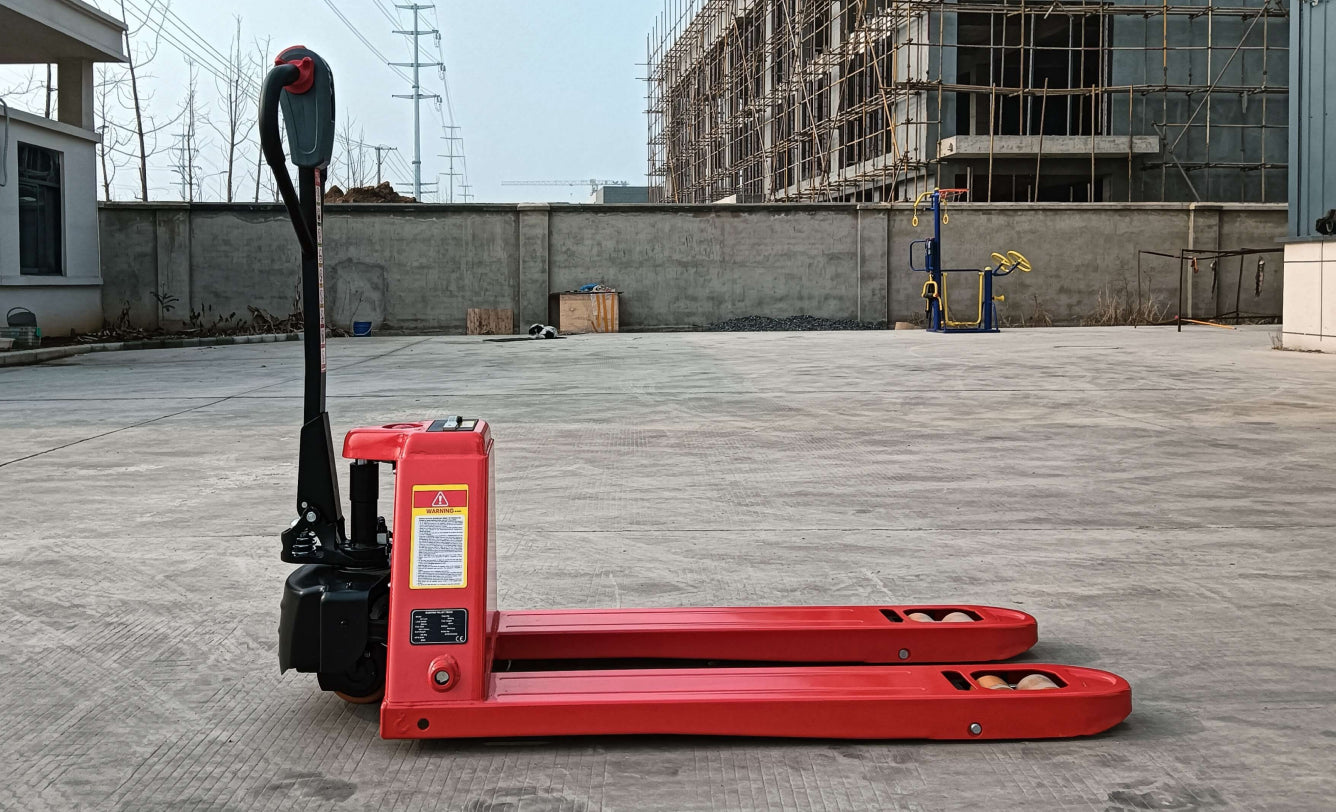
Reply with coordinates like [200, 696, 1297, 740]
[0, 327, 1332, 810]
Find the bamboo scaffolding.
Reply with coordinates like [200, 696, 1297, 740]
[647, 0, 1287, 204]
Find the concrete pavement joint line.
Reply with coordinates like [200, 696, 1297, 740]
[0, 399, 234, 469]
[1088, 407, 1217, 440]
[330, 336, 438, 372]
[81, 521, 1336, 541]
[0, 337, 441, 469]
[0, 333, 301, 368]
[0, 363, 311, 469]
[0, 343, 426, 469]
[510, 522, 1336, 533]
[220, 336, 439, 401]
[0, 385, 1263, 403]
[0, 397, 231, 402]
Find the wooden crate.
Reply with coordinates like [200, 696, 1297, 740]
[549, 292, 619, 334]
[466, 308, 513, 335]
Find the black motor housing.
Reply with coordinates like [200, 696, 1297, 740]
[279, 564, 388, 675]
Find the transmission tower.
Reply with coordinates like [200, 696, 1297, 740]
[390, 4, 441, 200]
[372, 145, 398, 185]
[438, 126, 463, 203]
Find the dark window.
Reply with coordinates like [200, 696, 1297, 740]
[954, 10, 1104, 138]
[18, 143, 63, 276]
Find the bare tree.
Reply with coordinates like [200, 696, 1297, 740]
[210, 17, 253, 202]
[0, 68, 45, 109]
[335, 115, 370, 188]
[173, 60, 203, 201]
[252, 35, 273, 202]
[94, 65, 134, 200]
[118, 0, 180, 202]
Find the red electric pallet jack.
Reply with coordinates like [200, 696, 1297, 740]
[265, 48, 1130, 741]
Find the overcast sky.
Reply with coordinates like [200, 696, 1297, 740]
[1, 1, 662, 203]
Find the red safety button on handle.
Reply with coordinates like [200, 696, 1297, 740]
[274, 49, 314, 94]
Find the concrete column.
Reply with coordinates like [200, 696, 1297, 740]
[1282, 240, 1332, 351]
[857, 205, 890, 324]
[154, 208, 192, 329]
[1185, 203, 1222, 319]
[516, 203, 550, 330]
[57, 60, 95, 130]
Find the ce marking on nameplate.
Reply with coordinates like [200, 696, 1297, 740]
[410, 609, 468, 645]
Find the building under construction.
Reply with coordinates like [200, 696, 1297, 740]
[647, 0, 1288, 204]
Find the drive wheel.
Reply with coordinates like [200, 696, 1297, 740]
[318, 642, 386, 704]
[335, 687, 384, 705]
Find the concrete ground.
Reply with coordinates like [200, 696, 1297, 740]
[1, 326, 1332, 811]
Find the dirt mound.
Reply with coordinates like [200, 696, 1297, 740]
[324, 182, 416, 203]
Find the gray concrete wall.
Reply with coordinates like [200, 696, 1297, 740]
[99, 201, 1287, 333]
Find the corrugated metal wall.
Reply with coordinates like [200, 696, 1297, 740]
[1290, 0, 1336, 237]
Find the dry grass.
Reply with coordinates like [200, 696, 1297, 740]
[1081, 288, 1171, 327]
[1001, 294, 1053, 328]
[1271, 330, 1326, 353]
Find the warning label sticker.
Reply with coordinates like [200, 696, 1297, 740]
[410, 485, 469, 589]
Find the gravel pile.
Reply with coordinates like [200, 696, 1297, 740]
[704, 315, 886, 332]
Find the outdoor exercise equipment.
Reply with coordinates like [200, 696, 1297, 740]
[911, 189, 1032, 333]
[264, 48, 1130, 740]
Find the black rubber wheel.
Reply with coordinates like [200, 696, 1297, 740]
[318, 643, 386, 704]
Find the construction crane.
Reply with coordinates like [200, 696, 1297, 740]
[502, 179, 630, 195]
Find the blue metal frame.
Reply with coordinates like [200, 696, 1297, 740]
[909, 190, 1018, 334]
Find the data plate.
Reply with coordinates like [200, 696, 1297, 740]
[410, 609, 468, 645]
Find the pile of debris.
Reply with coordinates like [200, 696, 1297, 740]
[324, 182, 416, 203]
[72, 302, 328, 346]
[704, 315, 886, 332]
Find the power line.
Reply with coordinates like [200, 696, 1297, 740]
[372, 0, 404, 29]
[118, 0, 418, 196]
[124, 0, 240, 87]
[119, 2, 242, 91]
[316, 0, 412, 85]
[428, 4, 469, 198]
[375, 0, 472, 200]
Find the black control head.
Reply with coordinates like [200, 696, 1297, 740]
[274, 45, 336, 170]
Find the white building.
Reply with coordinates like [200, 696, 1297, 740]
[1283, 3, 1336, 351]
[0, 0, 125, 337]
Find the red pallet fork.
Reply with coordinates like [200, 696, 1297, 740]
[264, 47, 1131, 741]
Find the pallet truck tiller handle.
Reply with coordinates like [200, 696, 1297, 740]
[261, 47, 386, 570]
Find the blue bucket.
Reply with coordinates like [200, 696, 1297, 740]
[352, 321, 372, 337]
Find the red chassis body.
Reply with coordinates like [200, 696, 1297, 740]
[343, 420, 1131, 741]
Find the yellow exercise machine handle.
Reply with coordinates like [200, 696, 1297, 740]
[911, 189, 961, 227]
[921, 278, 939, 316]
[989, 250, 1033, 273]
[912, 190, 932, 228]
